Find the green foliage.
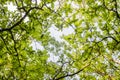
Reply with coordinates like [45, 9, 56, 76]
[0, 0, 120, 80]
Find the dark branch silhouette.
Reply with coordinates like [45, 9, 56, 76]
[54, 64, 90, 80]
[0, 6, 44, 32]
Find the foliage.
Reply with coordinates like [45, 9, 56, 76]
[0, 0, 120, 80]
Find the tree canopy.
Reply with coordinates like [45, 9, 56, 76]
[0, 0, 120, 80]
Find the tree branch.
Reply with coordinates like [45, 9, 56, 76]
[54, 64, 90, 80]
[0, 6, 44, 32]
[102, 0, 120, 19]
[97, 36, 119, 43]
[9, 30, 21, 67]
[0, 35, 12, 54]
